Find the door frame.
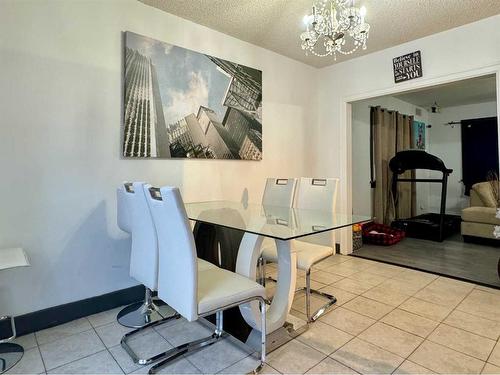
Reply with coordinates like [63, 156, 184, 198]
[339, 64, 500, 254]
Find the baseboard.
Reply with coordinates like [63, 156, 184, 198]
[1, 285, 144, 339]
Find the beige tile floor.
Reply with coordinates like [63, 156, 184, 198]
[8, 255, 500, 374]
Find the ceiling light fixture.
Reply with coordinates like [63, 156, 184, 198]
[300, 0, 370, 59]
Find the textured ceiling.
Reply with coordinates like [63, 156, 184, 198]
[139, 0, 500, 68]
[394, 74, 497, 108]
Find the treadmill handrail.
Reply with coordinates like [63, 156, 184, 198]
[396, 178, 446, 183]
[389, 150, 452, 175]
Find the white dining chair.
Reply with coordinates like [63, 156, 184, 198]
[122, 185, 266, 374]
[262, 177, 339, 322]
[117, 182, 133, 234]
[262, 178, 297, 207]
[116, 182, 178, 328]
[259, 178, 297, 284]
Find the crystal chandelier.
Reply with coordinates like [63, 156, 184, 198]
[300, 0, 370, 59]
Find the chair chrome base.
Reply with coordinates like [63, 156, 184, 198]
[260, 260, 337, 322]
[0, 343, 23, 374]
[121, 311, 227, 375]
[298, 270, 337, 322]
[122, 299, 266, 374]
[148, 330, 227, 374]
[118, 288, 174, 328]
[0, 315, 23, 374]
[121, 311, 182, 365]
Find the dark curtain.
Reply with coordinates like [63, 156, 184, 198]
[461, 117, 499, 195]
[371, 106, 416, 224]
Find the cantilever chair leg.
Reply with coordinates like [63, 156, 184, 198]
[296, 269, 337, 322]
[147, 312, 227, 374]
[148, 299, 267, 374]
[136, 297, 266, 374]
[121, 312, 181, 365]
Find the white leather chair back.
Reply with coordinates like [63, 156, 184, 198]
[262, 178, 297, 207]
[117, 183, 133, 233]
[129, 182, 158, 291]
[146, 186, 198, 322]
[294, 178, 339, 247]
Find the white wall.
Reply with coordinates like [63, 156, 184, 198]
[351, 97, 429, 217]
[0, 0, 318, 316]
[427, 101, 498, 214]
[315, 15, 500, 251]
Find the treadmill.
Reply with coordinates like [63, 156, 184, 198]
[390, 150, 461, 242]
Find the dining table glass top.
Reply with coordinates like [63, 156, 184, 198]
[185, 200, 371, 241]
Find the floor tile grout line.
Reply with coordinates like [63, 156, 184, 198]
[44, 348, 112, 374]
[340, 294, 398, 322]
[36, 326, 96, 348]
[91, 324, 124, 374]
[32, 329, 48, 374]
[483, 334, 500, 370]
[311, 296, 387, 373]
[301, 352, 337, 374]
[36, 344, 48, 374]
[185, 337, 252, 375]
[433, 321, 499, 343]
[327, 275, 386, 295]
[474, 285, 500, 296]
[39, 320, 108, 373]
[293, 322, 354, 359]
[453, 305, 500, 325]
[345, 335, 407, 365]
[378, 313, 437, 340]
[215, 352, 269, 374]
[318, 354, 361, 375]
[108, 343, 138, 375]
[315, 304, 380, 338]
[152, 321, 206, 374]
[321, 263, 499, 372]
[327, 275, 479, 374]
[18, 255, 500, 375]
[326, 332, 397, 373]
[445, 306, 500, 327]
[400, 286, 481, 372]
[391, 359, 435, 374]
[267, 336, 329, 374]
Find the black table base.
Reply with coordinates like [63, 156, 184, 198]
[193, 222, 253, 342]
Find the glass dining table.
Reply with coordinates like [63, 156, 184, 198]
[185, 200, 371, 352]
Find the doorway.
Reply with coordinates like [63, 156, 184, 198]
[349, 74, 500, 288]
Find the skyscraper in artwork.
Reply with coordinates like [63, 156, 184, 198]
[123, 48, 170, 158]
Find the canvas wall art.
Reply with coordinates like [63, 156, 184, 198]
[123, 31, 263, 160]
[412, 120, 426, 150]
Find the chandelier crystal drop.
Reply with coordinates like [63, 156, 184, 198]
[300, 0, 370, 59]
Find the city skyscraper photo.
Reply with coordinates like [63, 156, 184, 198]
[123, 31, 262, 160]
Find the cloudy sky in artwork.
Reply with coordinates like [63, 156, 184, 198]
[126, 32, 231, 127]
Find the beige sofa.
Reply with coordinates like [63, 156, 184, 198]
[461, 182, 500, 241]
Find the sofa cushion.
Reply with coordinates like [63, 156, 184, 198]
[462, 206, 500, 225]
[472, 182, 497, 208]
[461, 221, 498, 239]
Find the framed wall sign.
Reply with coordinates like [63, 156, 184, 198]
[393, 51, 423, 83]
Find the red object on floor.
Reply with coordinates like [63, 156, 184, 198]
[362, 222, 405, 246]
